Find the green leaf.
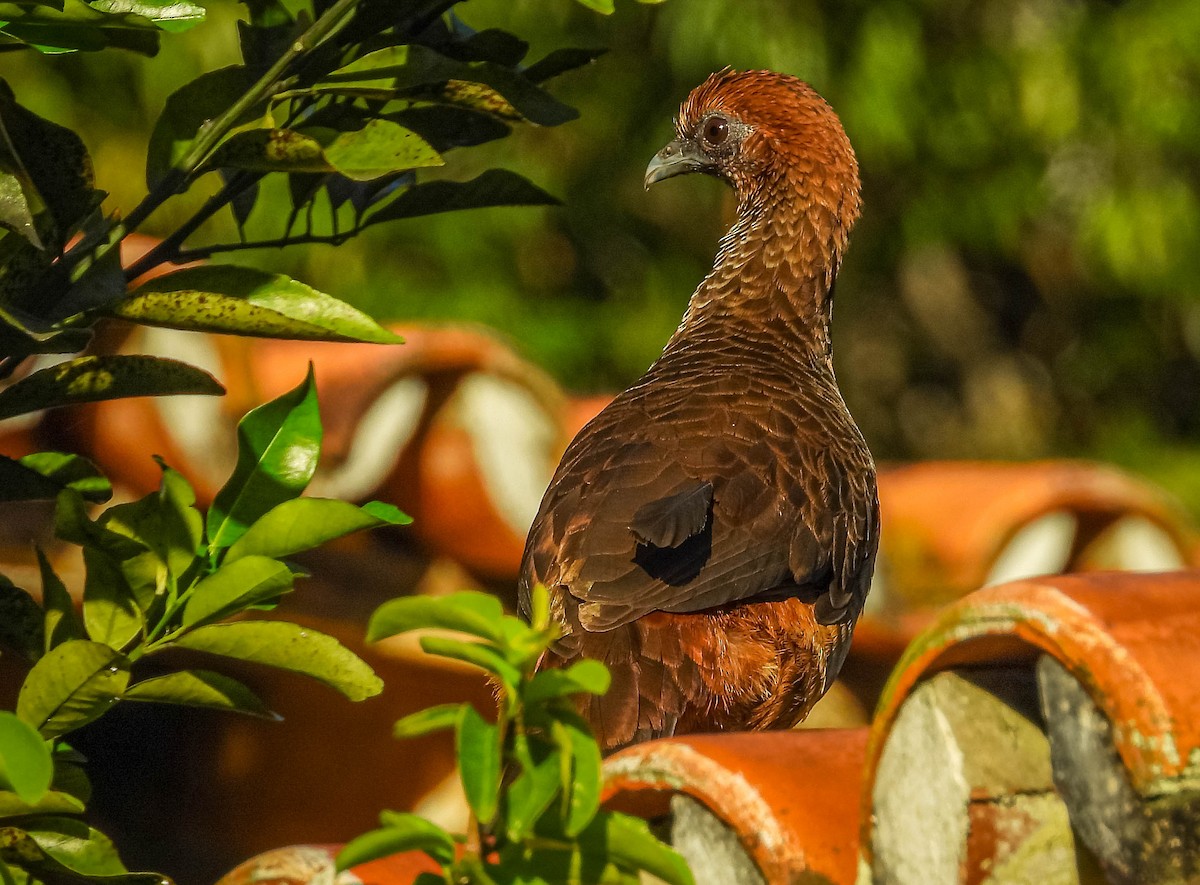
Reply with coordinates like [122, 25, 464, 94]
[0, 452, 112, 504]
[23, 816, 125, 876]
[366, 169, 557, 227]
[87, 0, 205, 32]
[0, 169, 40, 247]
[0, 788, 84, 819]
[572, 0, 614, 13]
[336, 812, 455, 870]
[124, 670, 277, 719]
[207, 366, 321, 553]
[169, 621, 382, 701]
[0, 1, 161, 54]
[391, 703, 463, 740]
[225, 498, 409, 563]
[367, 591, 504, 643]
[207, 121, 443, 181]
[524, 659, 610, 705]
[146, 66, 258, 189]
[457, 704, 500, 824]
[505, 741, 562, 840]
[552, 711, 601, 837]
[418, 636, 521, 691]
[180, 555, 294, 628]
[0, 355, 223, 422]
[16, 640, 129, 738]
[40, 549, 82, 652]
[0, 576, 43, 662]
[81, 547, 144, 651]
[151, 462, 203, 578]
[588, 811, 694, 885]
[115, 265, 404, 343]
[0, 712, 51, 804]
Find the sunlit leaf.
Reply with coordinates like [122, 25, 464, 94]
[505, 740, 561, 840]
[169, 621, 383, 701]
[419, 635, 520, 690]
[180, 555, 294, 628]
[16, 640, 129, 738]
[0, 711, 51, 803]
[81, 547, 143, 650]
[124, 669, 277, 718]
[336, 812, 455, 870]
[367, 591, 504, 642]
[551, 710, 601, 836]
[583, 811, 694, 885]
[0, 788, 84, 819]
[207, 366, 321, 553]
[392, 703, 463, 740]
[524, 659, 610, 704]
[225, 498, 409, 563]
[23, 816, 126, 877]
[457, 703, 500, 824]
[115, 265, 404, 343]
[0, 355, 224, 422]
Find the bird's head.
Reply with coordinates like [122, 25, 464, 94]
[646, 69, 861, 235]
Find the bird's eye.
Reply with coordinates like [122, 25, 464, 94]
[702, 116, 729, 148]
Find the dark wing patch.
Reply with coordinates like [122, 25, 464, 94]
[633, 519, 713, 586]
[628, 480, 713, 548]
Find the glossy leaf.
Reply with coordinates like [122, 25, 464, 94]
[0, 577, 43, 662]
[180, 555, 294, 628]
[0, 711, 51, 803]
[116, 265, 404, 343]
[40, 548, 83, 652]
[224, 498, 409, 563]
[0, 355, 224, 422]
[207, 121, 443, 181]
[366, 169, 557, 227]
[124, 670, 277, 719]
[169, 621, 383, 701]
[336, 812, 455, 870]
[146, 66, 258, 189]
[456, 704, 500, 823]
[392, 703, 463, 740]
[81, 547, 143, 650]
[23, 816, 126, 877]
[367, 591, 504, 643]
[0, 452, 112, 503]
[207, 367, 321, 553]
[524, 659, 610, 705]
[16, 640, 129, 738]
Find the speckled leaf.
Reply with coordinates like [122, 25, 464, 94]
[115, 265, 403, 343]
[224, 498, 409, 563]
[366, 169, 556, 226]
[0, 712, 51, 804]
[169, 621, 382, 701]
[0, 355, 224, 422]
[206, 366, 320, 553]
[16, 640, 129, 739]
[124, 670, 276, 718]
[207, 121, 442, 181]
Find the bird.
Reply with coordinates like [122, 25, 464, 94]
[518, 68, 879, 752]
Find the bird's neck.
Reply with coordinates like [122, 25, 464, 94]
[667, 173, 846, 362]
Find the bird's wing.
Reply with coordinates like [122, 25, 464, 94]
[521, 388, 873, 636]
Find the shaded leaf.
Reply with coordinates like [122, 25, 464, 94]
[207, 121, 443, 181]
[40, 548, 83, 652]
[124, 670, 277, 718]
[366, 169, 556, 227]
[0, 788, 84, 819]
[180, 555, 294, 628]
[0, 355, 224, 422]
[225, 498, 409, 563]
[115, 265, 404, 343]
[0, 576, 42, 662]
[16, 640, 129, 738]
[0, 452, 112, 504]
[0, 1, 163, 54]
[169, 621, 382, 701]
[0, 711, 51, 803]
[392, 703, 463, 740]
[457, 703, 500, 824]
[367, 591, 504, 643]
[207, 366, 320, 553]
[336, 812, 455, 870]
[0, 169, 40, 247]
[522, 47, 606, 85]
[146, 66, 258, 189]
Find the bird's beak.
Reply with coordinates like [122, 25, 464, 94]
[645, 138, 707, 189]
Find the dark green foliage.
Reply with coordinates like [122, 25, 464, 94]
[347, 587, 693, 885]
[0, 372, 404, 885]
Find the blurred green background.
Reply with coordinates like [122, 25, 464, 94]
[3, 0, 1199, 508]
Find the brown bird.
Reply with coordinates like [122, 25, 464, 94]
[519, 69, 879, 752]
